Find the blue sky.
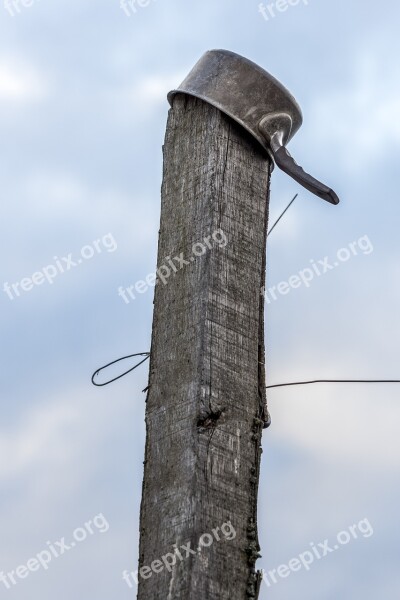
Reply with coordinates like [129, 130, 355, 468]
[1, 0, 399, 598]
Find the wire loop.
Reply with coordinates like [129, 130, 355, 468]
[91, 353, 150, 387]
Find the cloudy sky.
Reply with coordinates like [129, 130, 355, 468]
[1, 0, 399, 598]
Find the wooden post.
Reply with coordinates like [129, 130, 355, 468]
[137, 94, 271, 599]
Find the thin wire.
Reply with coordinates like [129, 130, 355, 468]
[266, 379, 400, 390]
[91, 353, 150, 387]
[267, 193, 298, 237]
[91, 351, 400, 390]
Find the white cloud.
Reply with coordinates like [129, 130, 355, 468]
[268, 385, 400, 471]
[0, 59, 47, 102]
[4, 169, 158, 247]
[111, 70, 186, 120]
[311, 52, 400, 170]
[0, 402, 79, 481]
[132, 72, 185, 107]
[0, 381, 145, 518]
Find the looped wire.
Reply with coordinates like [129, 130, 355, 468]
[91, 353, 150, 387]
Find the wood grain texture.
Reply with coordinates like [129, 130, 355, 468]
[137, 95, 271, 599]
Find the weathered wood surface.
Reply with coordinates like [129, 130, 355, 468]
[138, 95, 271, 599]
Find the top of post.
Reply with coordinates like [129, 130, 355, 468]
[168, 50, 339, 205]
[168, 49, 303, 161]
